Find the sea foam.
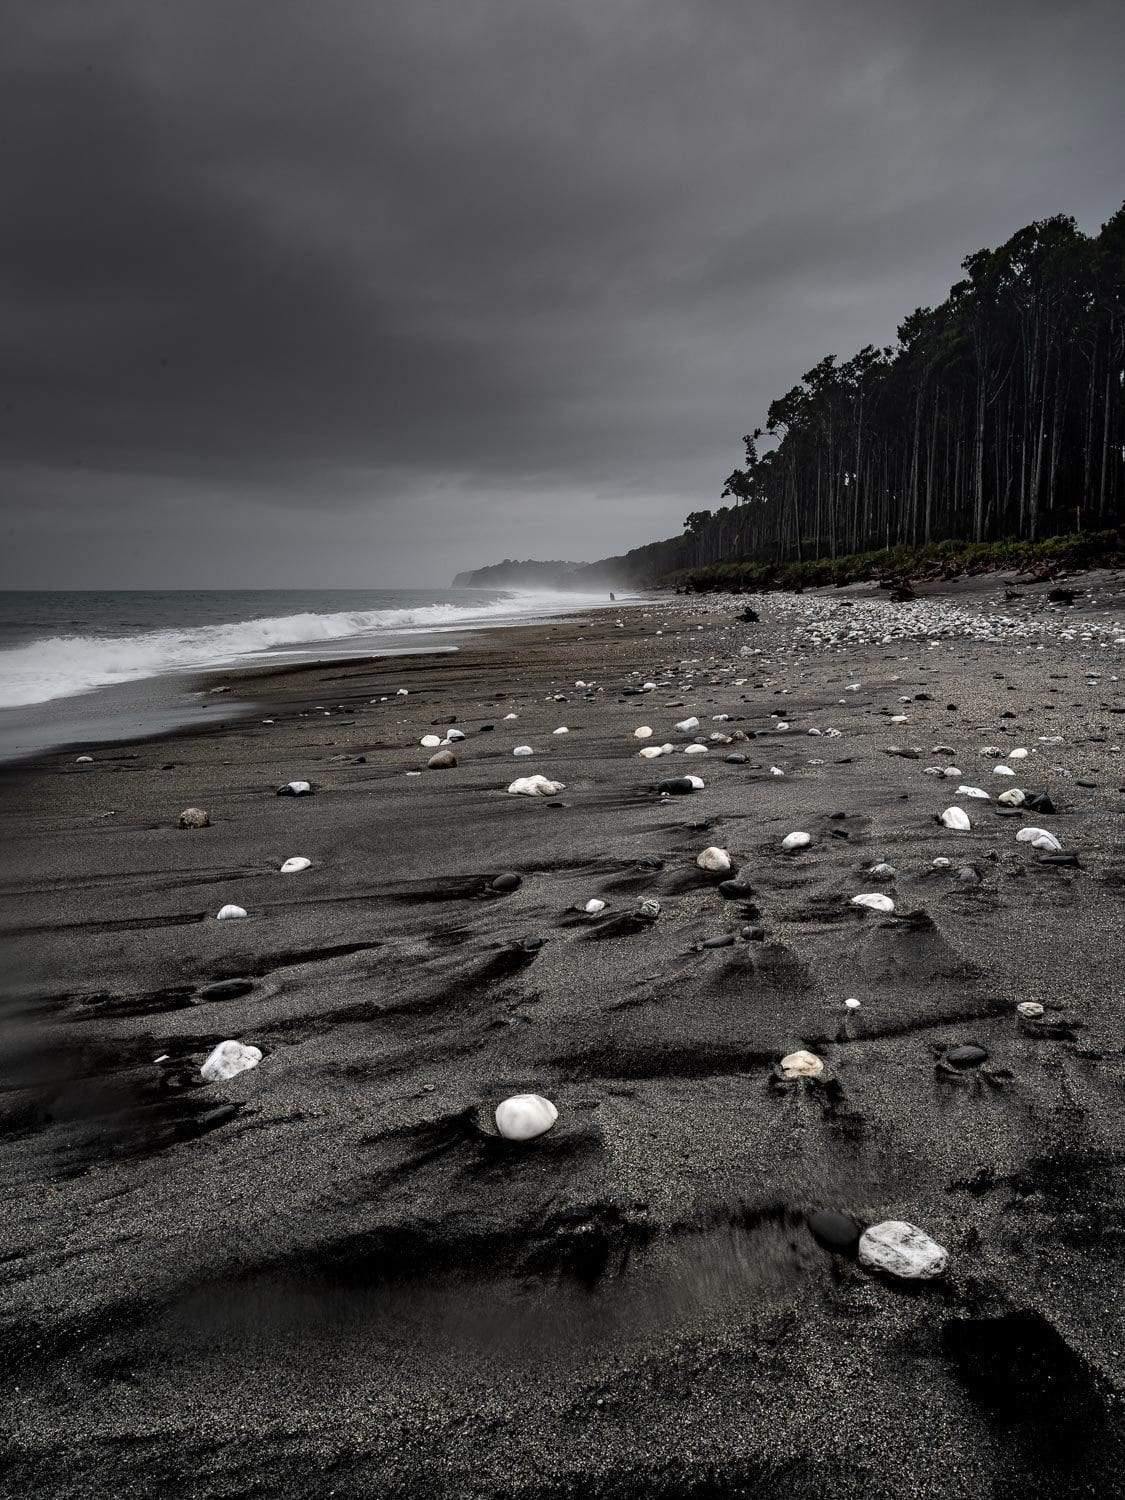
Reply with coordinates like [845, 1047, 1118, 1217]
[0, 593, 604, 708]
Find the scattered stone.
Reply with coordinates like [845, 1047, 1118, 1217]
[277, 780, 312, 796]
[781, 831, 812, 851]
[507, 775, 566, 797]
[513, 745, 534, 757]
[869, 861, 896, 880]
[945, 1044, 988, 1067]
[427, 749, 457, 769]
[490, 872, 522, 892]
[997, 788, 1026, 806]
[845, 997, 862, 1010]
[683, 743, 709, 756]
[696, 846, 732, 874]
[940, 807, 971, 831]
[657, 776, 698, 795]
[807, 1211, 861, 1253]
[178, 807, 210, 829]
[584, 898, 607, 915]
[956, 785, 990, 799]
[280, 856, 311, 874]
[779, 1049, 824, 1079]
[1015, 827, 1062, 853]
[675, 716, 700, 732]
[197, 978, 254, 1001]
[1016, 1001, 1045, 1020]
[75, 755, 94, 764]
[495, 1093, 558, 1141]
[201, 1040, 262, 1082]
[634, 726, 654, 738]
[216, 904, 248, 920]
[851, 893, 895, 913]
[1025, 792, 1056, 814]
[635, 896, 661, 921]
[420, 734, 442, 748]
[858, 1221, 948, 1279]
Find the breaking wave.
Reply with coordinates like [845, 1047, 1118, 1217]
[0, 592, 604, 708]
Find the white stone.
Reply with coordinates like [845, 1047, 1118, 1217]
[845, 997, 862, 1010]
[993, 764, 1016, 776]
[216, 904, 248, 920]
[280, 856, 311, 874]
[683, 743, 708, 755]
[420, 734, 442, 748]
[932, 857, 951, 868]
[1008, 747, 1029, 759]
[851, 893, 895, 913]
[634, 726, 654, 738]
[685, 774, 705, 790]
[779, 1049, 824, 1079]
[506, 775, 565, 796]
[1017, 1001, 1045, 1019]
[75, 755, 93, 763]
[858, 1220, 948, 1279]
[513, 745, 534, 756]
[1015, 827, 1062, 853]
[998, 787, 1026, 806]
[495, 1093, 558, 1141]
[696, 846, 732, 873]
[201, 1040, 262, 1083]
[940, 807, 971, 831]
[941, 766, 963, 778]
[446, 728, 466, 741]
[781, 831, 812, 851]
[957, 786, 990, 799]
[283, 780, 312, 795]
[553, 726, 569, 735]
[584, 898, 606, 915]
[869, 861, 896, 879]
[675, 717, 700, 733]
[504, 712, 518, 719]
[638, 745, 667, 759]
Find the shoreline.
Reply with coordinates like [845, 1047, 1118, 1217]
[2, 582, 1123, 1498]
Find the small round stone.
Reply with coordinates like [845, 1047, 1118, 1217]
[945, 1044, 988, 1068]
[494, 1093, 558, 1141]
[178, 807, 210, 829]
[1017, 1001, 1045, 1019]
[779, 1049, 824, 1079]
[807, 1211, 861, 1253]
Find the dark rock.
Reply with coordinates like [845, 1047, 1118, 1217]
[945, 1044, 988, 1068]
[1047, 587, 1077, 605]
[490, 872, 522, 893]
[479, 723, 495, 732]
[741, 924, 765, 941]
[656, 777, 697, 795]
[700, 934, 735, 949]
[807, 1210, 862, 1253]
[196, 978, 255, 1002]
[1025, 792, 1056, 814]
[725, 753, 748, 764]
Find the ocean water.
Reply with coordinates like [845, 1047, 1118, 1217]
[0, 587, 618, 760]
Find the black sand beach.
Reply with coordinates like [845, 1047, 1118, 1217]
[2, 580, 1123, 1499]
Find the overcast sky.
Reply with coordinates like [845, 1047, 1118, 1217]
[2, 0, 1121, 588]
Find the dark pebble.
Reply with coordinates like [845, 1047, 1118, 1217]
[741, 924, 765, 941]
[725, 753, 747, 764]
[807, 1210, 861, 1253]
[196, 978, 255, 1001]
[1025, 793, 1056, 813]
[490, 872, 522, 893]
[657, 777, 696, 795]
[946, 1044, 988, 1068]
[700, 934, 735, 948]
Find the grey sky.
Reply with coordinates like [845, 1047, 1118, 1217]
[2, 0, 1121, 587]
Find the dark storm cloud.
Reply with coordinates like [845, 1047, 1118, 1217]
[2, 0, 1122, 584]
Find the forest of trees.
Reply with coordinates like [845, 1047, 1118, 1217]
[684, 205, 1125, 569]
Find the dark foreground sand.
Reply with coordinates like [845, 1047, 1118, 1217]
[1, 580, 1123, 1499]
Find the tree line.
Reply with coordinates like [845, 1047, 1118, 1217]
[687, 204, 1124, 568]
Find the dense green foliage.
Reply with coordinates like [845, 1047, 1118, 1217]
[671, 530, 1124, 594]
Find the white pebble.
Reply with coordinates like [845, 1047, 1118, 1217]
[634, 726, 653, 739]
[781, 831, 812, 851]
[940, 807, 971, 831]
[779, 1049, 824, 1079]
[279, 856, 311, 874]
[495, 1093, 558, 1141]
[696, 846, 732, 873]
[584, 898, 606, 915]
[513, 745, 534, 756]
[1015, 827, 1062, 853]
[216, 904, 247, 920]
[201, 1040, 262, 1083]
[851, 893, 895, 913]
[675, 716, 700, 733]
[506, 775, 565, 796]
[420, 734, 442, 748]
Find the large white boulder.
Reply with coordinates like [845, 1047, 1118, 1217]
[216, 904, 248, 920]
[940, 806, 971, 831]
[507, 775, 565, 796]
[1015, 827, 1062, 853]
[851, 893, 895, 913]
[781, 831, 812, 851]
[696, 846, 732, 873]
[858, 1220, 948, 1279]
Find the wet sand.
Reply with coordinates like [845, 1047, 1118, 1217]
[2, 580, 1123, 1499]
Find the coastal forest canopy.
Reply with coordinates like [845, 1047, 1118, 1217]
[704, 204, 1125, 567]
